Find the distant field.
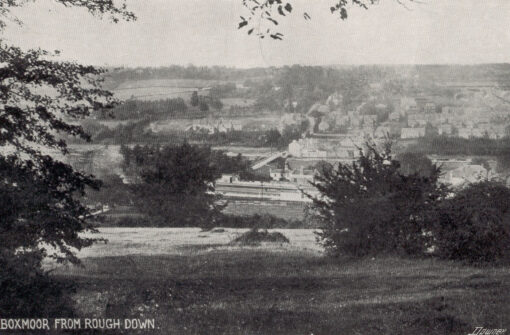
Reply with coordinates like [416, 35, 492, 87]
[54, 238, 510, 335]
[113, 79, 226, 101]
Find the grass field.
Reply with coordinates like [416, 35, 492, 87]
[112, 79, 226, 101]
[52, 229, 510, 335]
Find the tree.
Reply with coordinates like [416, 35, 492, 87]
[309, 141, 448, 257]
[0, 0, 134, 317]
[122, 143, 224, 228]
[199, 100, 209, 112]
[396, 152, 435, 177]
[264, 129, 282, 148]
[191, 91, 199, 107]
[432, 181, 510, 264]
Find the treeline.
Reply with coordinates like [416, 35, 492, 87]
[408, 136, 510, 156]
[209, 83, 237, 99]
[264, 121, 309, 149]
[75, 119, 303, 147]
[106, 65, 272, 88]
[120, 143, 270, 183]
[182, 130, 267, 147]
[185, 122, 307, 149]
[100, 98, 191, 120]
[67, 119, 157, 144]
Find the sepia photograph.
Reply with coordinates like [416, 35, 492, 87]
[1, 0, 510, 334]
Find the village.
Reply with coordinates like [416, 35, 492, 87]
[206, 81, 510, 205]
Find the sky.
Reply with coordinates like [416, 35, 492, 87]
[2, 0, 510, 68]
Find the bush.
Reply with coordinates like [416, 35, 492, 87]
[231, 228, 289, 245]
[432, 181, 510, 264]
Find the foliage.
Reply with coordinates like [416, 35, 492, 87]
[238, 0, 412, 39]
[81, 119, 155, 144]
[275, 65, 369, 112]
[105, 66, 272, 88]
[264, 121, 308, 149]
[101, 97, 190, 120]
[408, 136, 510, 156]
[199, 100, 209, 112]
[0, 0, 135, 29]
[190, 91, 199, 107]
[182, 129, 269, 147]
[0, 43, 112, 267]
[121, 143, 224, 228]
[209, 82, 237, 99]
[0, 43, 116, 153]
[82, 174, 133, 207]
[0, 251, 75, 317]
[432, 181, 510, 264]
[0, 156, 100, 263]
[309, 141, 448, 257]
[0, 0, 133, 317]
[396, 152, 435, 177]
[496, 152, 510, 173]
[122, 144, 269, 183]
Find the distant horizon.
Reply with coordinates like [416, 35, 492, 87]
[103, 63, 510, 70]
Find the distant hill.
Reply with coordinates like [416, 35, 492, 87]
[329, 63, 510, 87]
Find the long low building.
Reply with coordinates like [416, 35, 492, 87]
[215, 176, 319, 202]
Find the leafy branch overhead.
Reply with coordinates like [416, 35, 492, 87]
[0, 0, 136, 29]
[0, 44, 118, 157]
[239, 0, 412, 39]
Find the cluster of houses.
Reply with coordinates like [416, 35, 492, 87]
[293, 91, 510, 141]
[288, 137, 362, 159]
[269, 166, 315, 184]
[185, 118, 243, 134]
[399, 99, 509, 139]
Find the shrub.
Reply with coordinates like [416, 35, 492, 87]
[432, 181, 510, 264]
[231, 228, 289, 245]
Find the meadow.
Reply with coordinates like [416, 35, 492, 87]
[52, 228, 510, 335]
[112, 79, 227, 101]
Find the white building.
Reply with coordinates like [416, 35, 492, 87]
[401, 128, 425, 139]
